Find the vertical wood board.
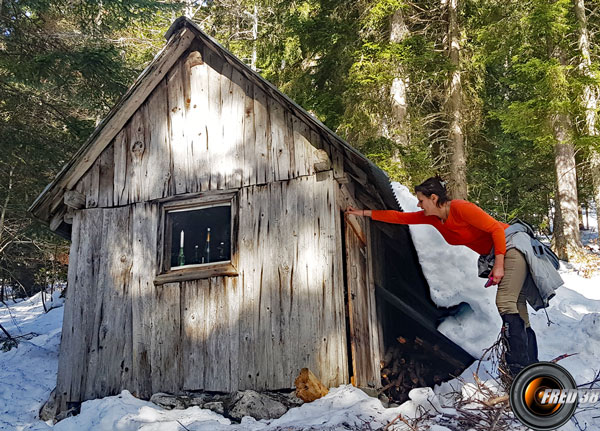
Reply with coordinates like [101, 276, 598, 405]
[131, 202, 159, 398]
[151, 282, 182, 394]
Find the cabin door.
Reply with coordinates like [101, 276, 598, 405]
[343, 215, 379, 388]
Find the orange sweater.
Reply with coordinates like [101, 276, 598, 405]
[371, 200, 510, 255]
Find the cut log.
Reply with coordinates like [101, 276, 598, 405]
[49, 207, 67, 231]
[64, 191, 86, 209]
[185, 50, 203, 68]
[314, 149, 331, 172]
[294, 368, 328, 403]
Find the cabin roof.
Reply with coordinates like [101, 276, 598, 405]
[29, 17, 401, 224]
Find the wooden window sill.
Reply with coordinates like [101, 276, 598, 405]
[154, 262, 238, 285]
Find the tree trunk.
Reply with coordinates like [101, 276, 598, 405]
[574, 0, 600, 233]
[41, 286, 48, 313]
[592, 153, 600, 232]
[251, 4, 258, 71]
[386, 8, 410, 168]
[184, 0, 195, 19]
[0, 168, 14, 250]
[552, 112, 582, 260]
[446, 0, 467, 199]
[389, 9, 409, 127]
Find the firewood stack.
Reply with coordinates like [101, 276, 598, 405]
[379, 336, 459, 404]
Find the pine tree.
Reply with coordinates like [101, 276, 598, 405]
[0, 0, 182, 292]
[476, 0, 585, 258]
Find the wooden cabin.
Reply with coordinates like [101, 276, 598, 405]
[30, 17, 473, 414]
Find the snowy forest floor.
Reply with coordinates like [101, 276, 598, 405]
[1, 188, 599, 431]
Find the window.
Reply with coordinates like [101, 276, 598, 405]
[169, 205, 231, 268]
[156, 192, 238, 284]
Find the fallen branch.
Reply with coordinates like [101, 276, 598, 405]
[0, 332, 38, 342]
[578, 369, 600, 389]
[0, 322, 13, 340]
[384, 413, 419, 431]
[483, 394, 509, 407]
[551, 353, 579, 363]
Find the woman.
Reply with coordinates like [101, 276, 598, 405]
[346, 176, 538, 376]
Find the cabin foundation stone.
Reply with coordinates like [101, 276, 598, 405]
[149, 390, 303, 422]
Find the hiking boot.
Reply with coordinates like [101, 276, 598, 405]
[526, 326, 539, 364]
[502, 313, 530, 376]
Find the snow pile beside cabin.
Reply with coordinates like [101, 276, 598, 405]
[391, 183, 502, 357]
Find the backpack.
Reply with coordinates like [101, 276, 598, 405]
[508, 219, 560, 270]
[477, 219, 560, 279]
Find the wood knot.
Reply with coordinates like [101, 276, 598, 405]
[87, 198, 97, 208]
[120, 255, 127, 263]
[131, 141, 144, 155]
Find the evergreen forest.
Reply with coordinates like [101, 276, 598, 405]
[1, 0, 600, 297]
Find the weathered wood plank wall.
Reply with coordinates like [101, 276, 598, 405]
[79, 42, 321, 207]
[131, 202, 159, 399]
[57, 176, 347, 410]
[56, 207, 134, 409]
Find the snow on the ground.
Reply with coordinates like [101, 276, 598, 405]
[0, 292, 64, 431]
[0, 184, 599, 431]
[25, 386, 443, 431]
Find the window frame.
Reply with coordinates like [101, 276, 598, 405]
[155, 191, 239, 285]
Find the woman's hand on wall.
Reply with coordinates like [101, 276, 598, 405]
[345, 207, 371, 217]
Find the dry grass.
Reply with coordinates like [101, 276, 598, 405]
[568, 239, 600, 278]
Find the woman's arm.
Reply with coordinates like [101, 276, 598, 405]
[345, 207, 435, 225]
